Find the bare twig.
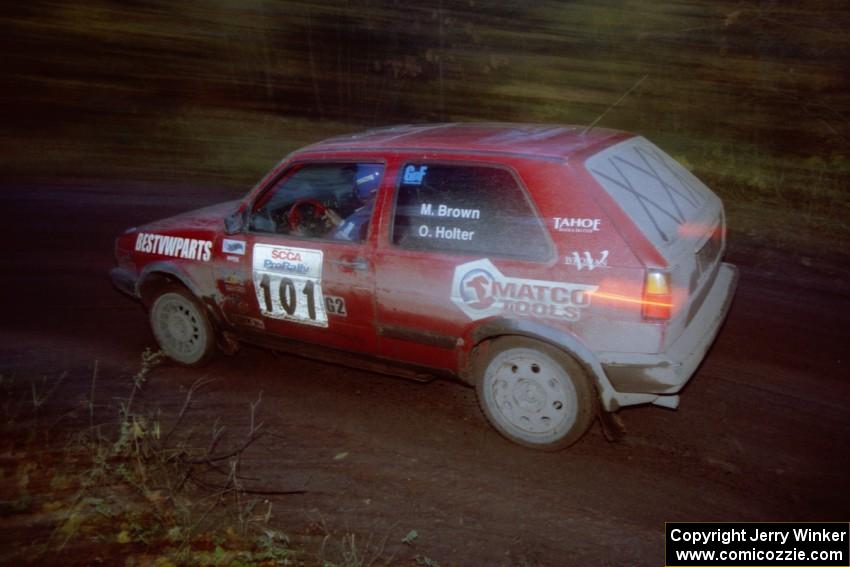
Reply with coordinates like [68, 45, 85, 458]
[189, 476, 307, 496]
[180, 428, 264, 465]
[181, 392, 264, 465]
[161, 376, 215, 446]
[31, 371, 67, 412]
[124, 349, 164, 418]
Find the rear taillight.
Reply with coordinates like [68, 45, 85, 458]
[642, 269, 672, 320]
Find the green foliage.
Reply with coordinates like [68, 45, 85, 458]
[254, 529, 297, 563]
[320, 531, 397, 567]
[401, 529, 418, 545]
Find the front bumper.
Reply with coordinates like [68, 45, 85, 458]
[110, 267, 139, 299]
[598, 262, 739, 409]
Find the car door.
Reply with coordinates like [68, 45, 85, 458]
[216, 160, 385, 355]
[374, 159, 555, 371]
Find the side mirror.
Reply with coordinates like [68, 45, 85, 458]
[224, 210, 245, 235]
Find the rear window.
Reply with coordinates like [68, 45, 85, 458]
[585, 137, 712, 247]
[391, 163, 551, 260]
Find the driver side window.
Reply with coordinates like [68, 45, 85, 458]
[249, 162, 385, 242]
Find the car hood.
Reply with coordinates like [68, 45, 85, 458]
[136, 200, 242, 233]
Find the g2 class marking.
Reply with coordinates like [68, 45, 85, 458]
[324, 295, 348, 316]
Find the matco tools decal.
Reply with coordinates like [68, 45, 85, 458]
[450, 259, 597, 321]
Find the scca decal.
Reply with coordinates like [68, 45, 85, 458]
[263, 247, 309, 274]
[271, 249, 302, 261]
[450, 259, 598, 322]
[135, 232, 212, 262]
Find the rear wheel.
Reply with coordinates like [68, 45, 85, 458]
[474, 337, 595, 451]
[149, 287, 216, 366]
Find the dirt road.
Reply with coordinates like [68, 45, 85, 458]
[1, 182, 848, 565]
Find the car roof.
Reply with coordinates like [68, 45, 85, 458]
[297, 123, 633, 161]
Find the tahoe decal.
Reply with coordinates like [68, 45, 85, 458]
[450, 259, 598, 322]
[552, 217, 601, 233]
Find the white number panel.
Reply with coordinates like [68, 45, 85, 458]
[252, 244, 328, 327]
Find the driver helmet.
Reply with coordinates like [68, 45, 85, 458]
[354, 164, 383, 203]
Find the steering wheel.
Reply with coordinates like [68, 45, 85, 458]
[287, 198, 328, 234]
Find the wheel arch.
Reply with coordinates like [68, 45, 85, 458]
[137, 263, 203, 306]
[460, 317, 621, 412]
[136, 263, 228, 329]
[139, 262, 240, 364]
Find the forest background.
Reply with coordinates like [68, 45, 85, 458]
[3, 0, 848, 249]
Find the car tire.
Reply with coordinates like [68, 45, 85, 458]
[474, 337, 595, 451]
[149, 286, 216, 367]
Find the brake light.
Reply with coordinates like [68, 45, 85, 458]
[643, 270, 672, 320]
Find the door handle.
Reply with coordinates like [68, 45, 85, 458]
[331, 257, 369, 272]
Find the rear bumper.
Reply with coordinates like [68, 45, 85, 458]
[110, 267, 139, 299]
[598, 262, 738, 408]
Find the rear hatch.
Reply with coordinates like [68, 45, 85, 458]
[584, 136, 725, 350]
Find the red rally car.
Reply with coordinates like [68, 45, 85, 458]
[111, 123, 738, 450]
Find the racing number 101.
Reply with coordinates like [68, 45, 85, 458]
[259, 275, 317, 320]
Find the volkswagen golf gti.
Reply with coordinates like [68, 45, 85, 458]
[111, 123, 738, 450]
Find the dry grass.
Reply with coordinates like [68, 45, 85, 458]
[0, 352, 420, 566]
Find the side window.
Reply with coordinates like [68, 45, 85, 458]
[249, 162, 384, 242]
[392, 163, 550, 260]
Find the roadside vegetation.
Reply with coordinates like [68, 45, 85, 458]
[3, 1, 848, 252]
[0, 351, 440, 566]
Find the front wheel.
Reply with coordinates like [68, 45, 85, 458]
[149, 287, 216, 366]
[474, 337, 595, 451]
